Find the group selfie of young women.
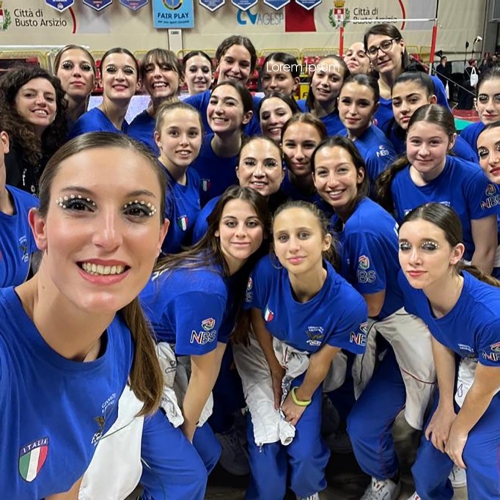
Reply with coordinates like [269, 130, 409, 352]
[2, 22, 500, 500]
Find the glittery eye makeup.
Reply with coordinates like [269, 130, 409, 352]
[56, 194, 96, 210]
[421, 241, 440, 251]
[398, 241, 411, 251]
[123, 200, 158, 217]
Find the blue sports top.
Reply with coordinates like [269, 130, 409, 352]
[0, 287, 133, 499]
[128, 110, 158, 156]
[68, 107, 129, 139]
[0, 186, 39, 287]
[297, 99, 344, 136]
[245, 255, 368, 354]
[190, 134, 239, 206]
[339, 125, 396, 185]
[460, 121, 485, 153]
[140, 261, 236, 355]
[399, 270, 500, 367]
[334, 197, 404, 320]
[162, 167, 201, 254]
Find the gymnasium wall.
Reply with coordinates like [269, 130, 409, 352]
[0, 0, 488, 57]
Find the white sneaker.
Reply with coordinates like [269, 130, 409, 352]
[449, 465, 467, 488]
[296, 494, 320, 500]
[407, 493, 421, 500]
[216, 427, 249, 476]
[361, 478, 402, 500]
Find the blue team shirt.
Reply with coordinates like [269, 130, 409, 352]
[297, 99, 344, 136]
[190, 134, 238, 206]
[128, 110, 158, 156]
[162, 167, 201, 254]
[68, 107, 129, 139]
[399, 271, 500, 367]
[280, 174, 322, 204]
[245, 255, 368, 354]
[185, 90, 261, 136]
[140, 262, 233, 355]
[339, 125, 396, 184]
[391, 155, 500, 261]
[0, 186, 38, 287]
[192, 195, 219, 244]
[334, 198, 404, 320]
[460, 121, 485, 153]
[0, 287, 133, 499]
[389, 126, 477, 162]
[375, 75, 449, 134]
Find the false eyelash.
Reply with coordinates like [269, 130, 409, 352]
[56, 194, 96, 209]
[123, 200, 157, 217]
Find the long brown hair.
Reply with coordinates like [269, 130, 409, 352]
[38, 132, 166, 415]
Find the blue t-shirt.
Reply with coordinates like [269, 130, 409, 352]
[280, 174, 321, 204]
[460, 121, 485, 154]
[162, 167, 201, 254]
[399, 270, 500, 367]
[297, 99, 344, 136]
[192, 195, 219, 244]
[185, 90, 261, 136]
[391, 155, 500, 260]
[375, 75, 449, 134]
[0, 186, 38, 287]
[334, 198, 403, 320]
[128, 110, 158, 156]
[140, 262, 233, 355]
[190, 134, 239, 206]
[339, 125, 396, 185]
[68, 107, 129, 139]
[389, 127, 478, 163]
[245, 255, 368, 354]
[0, 287, 133, 499]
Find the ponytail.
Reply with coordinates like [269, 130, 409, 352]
[121, 298, 164, 416]
[375, 155, 409, 212]
[457, 263, 500, 287]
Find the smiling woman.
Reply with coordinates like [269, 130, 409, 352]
[0, 132, 168, 499]
[129, 48, 183, 156]
[398, 203, 500, 500]
[0, 65, 67, 194]
[68, 47, 140, 139]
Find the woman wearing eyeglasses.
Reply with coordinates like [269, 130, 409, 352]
[363, 24, 449, 135]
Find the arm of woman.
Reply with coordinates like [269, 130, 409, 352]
[470, 215, 497, 274]
[46, 477, 83, 500]
[182, 342, 226, 442]
[282, 343, 340, 426]
[251, 307, 285, 409]
[447, 363, 500, 468]
[363, 290, 386, 318]
[425, 336, 457, 452]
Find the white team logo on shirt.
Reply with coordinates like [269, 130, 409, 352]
[306, 326, 324, 346]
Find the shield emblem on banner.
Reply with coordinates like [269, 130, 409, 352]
[263, 0, 289, 11]
[45, 0, 74, 11]
[19, 438, 49, 483]
[83, 0, 113, 11]
[199, 0, 224, 12]
[119, 0, 149, 10]
[231, 0, 257, 12]
[294, 0, 321, 11]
